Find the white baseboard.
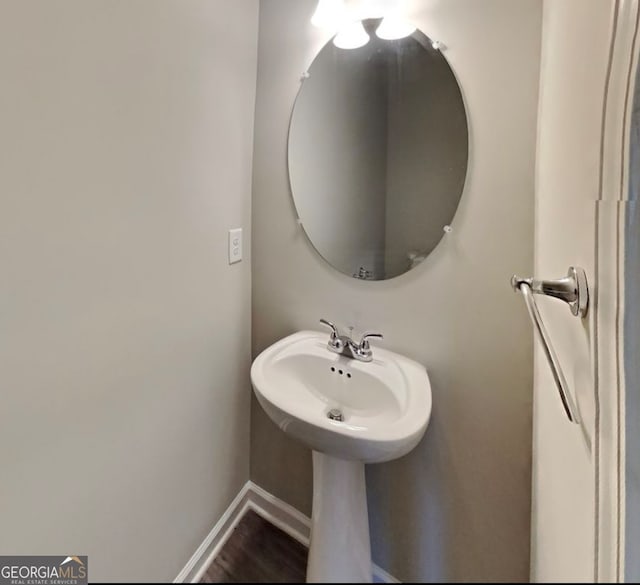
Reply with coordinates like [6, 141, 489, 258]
[173, 483, 253, 583]
[245, 481, 311, 546]
[372, 563, 401, 584]
[174, 480, 400, 583]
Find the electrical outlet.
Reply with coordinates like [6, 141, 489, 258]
[228, 228, 242, 264]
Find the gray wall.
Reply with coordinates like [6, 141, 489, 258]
[0, 1, 258, 582]
[530, 1, 613, 579]
[251, 0, 540, 581]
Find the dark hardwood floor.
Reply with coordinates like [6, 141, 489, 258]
[200, 510, 308, 583]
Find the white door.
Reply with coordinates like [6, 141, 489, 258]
[531, 0, 637, 581]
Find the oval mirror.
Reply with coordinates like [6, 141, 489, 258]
[288, 26, 468, 280]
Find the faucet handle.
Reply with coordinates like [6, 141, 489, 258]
[319, 318, 340, 340]
[358, 332, 383, 350]
[320, 319, 344, 352]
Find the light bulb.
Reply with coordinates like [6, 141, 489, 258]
[360, 0, 396, 19]
[375, 14, 416, 40]
[311, 0, 346, 30]
[333, 20, 371, 49]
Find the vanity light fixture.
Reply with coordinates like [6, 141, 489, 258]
[311, 0, 346, 31]
[375, 11, 416, 40]
[333, 20, 370, 49]
[311, 0, 415, 49]
[354, 0, 396, 19]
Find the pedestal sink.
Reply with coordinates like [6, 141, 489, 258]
[250, 330, 432, 583]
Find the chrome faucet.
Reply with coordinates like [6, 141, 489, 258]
[353, 266, 373, 280]
[319, 319, 383, 363]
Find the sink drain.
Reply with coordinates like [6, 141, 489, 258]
[327, 408, 344, 422]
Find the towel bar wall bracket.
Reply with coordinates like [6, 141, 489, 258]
[511, 266, 589, 318]
[510, 266, 589, 424]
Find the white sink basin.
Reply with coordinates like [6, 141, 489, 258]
[251, 330, 432, 463]
[251, 330, 432, 583]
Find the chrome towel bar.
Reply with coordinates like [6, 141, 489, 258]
[511, 267, 589, 424]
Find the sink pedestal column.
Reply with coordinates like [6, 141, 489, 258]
[306, 451, 372, 583]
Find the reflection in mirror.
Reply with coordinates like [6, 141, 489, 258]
[288, 27, 468, 280]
